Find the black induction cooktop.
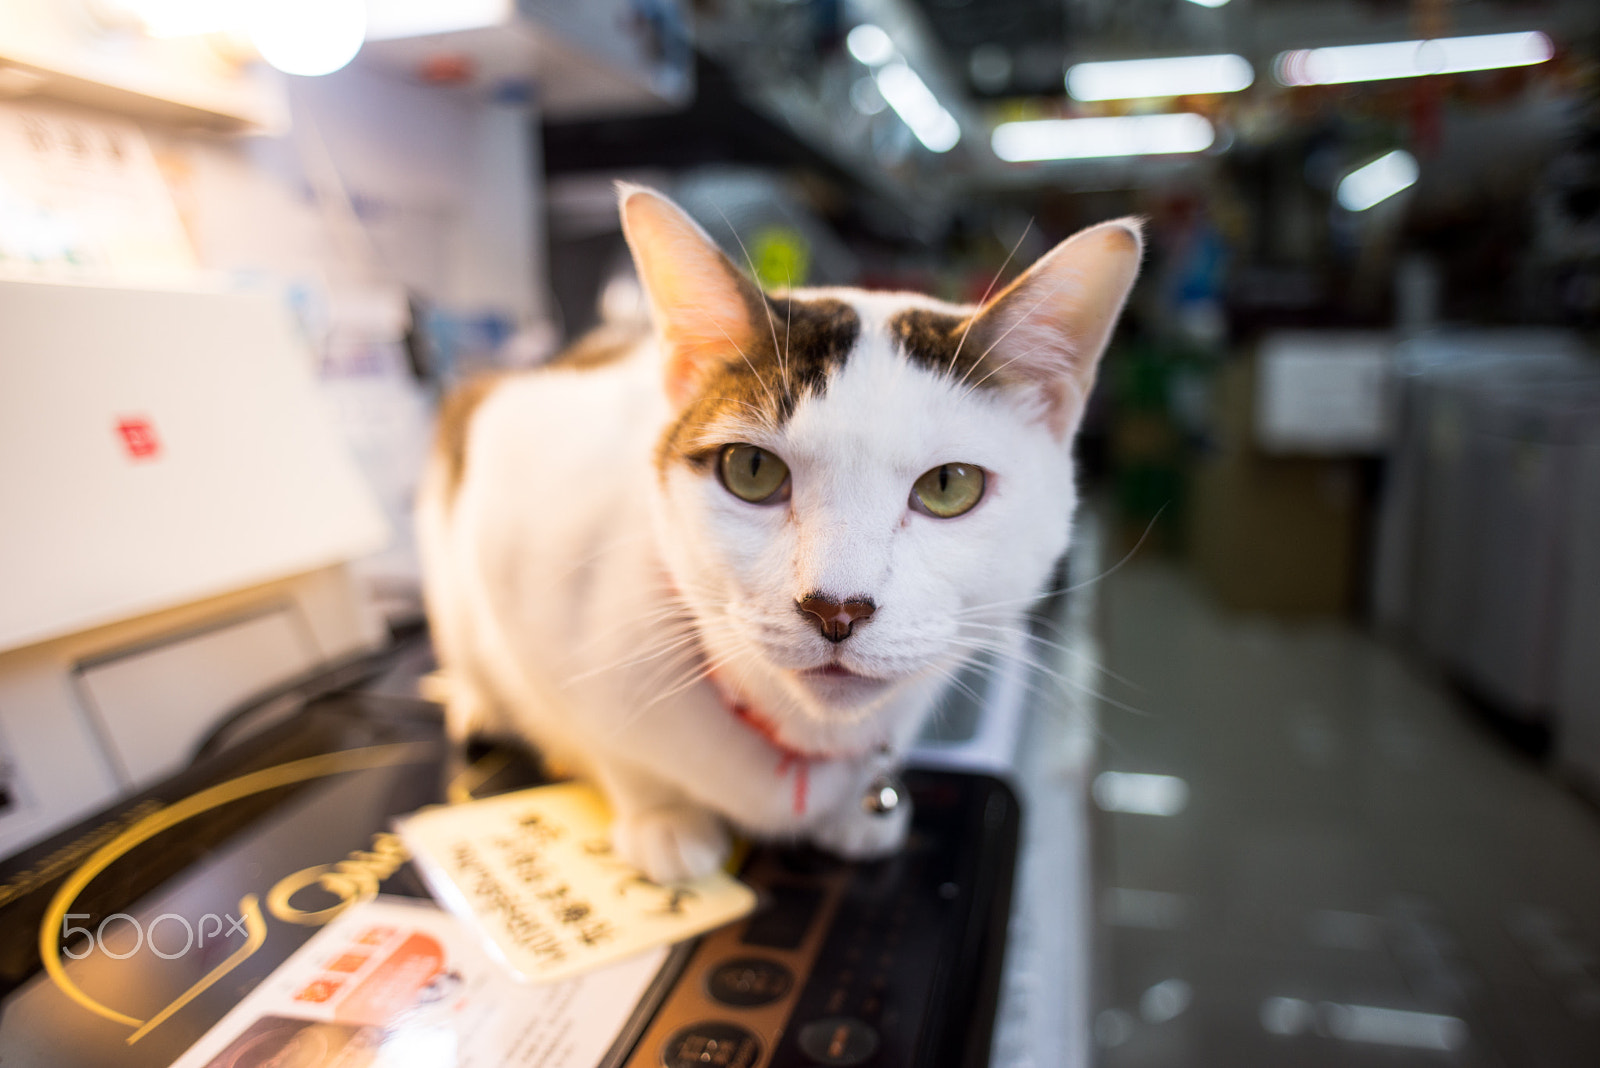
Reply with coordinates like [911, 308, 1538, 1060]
[0, 644, 1018, 1068]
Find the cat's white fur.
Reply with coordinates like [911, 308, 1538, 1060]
[417, 187, 1141, 882]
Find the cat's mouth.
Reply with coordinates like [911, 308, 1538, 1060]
[801, 664, 867, 680]
[788, 661, 895, 713]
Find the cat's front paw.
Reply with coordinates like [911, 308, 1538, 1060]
[613, 803, 731, 884]
[809, 797, 912, 860]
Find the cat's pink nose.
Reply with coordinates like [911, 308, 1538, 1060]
[797, 593, 876, 643]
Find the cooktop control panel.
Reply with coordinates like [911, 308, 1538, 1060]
[622, 772, 1018, 1068]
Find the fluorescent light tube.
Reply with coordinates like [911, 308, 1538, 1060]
[992, 113, 1214, 162]
[875, 61, 961, 153]
[1067, 54, 1254, 100]
[1277, 31, 1553, 86]
[1337, 150, 1419, 211]
[252, 0, 366, 76]
[1260, 998, 1467, 1050]
[106, 0, 243, 37]
[365, 0, 508, 40]
[1091, 772, 1190, 816]
[847, 24, 896, 67]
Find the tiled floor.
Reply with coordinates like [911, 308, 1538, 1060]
[1089, 561, 1600, 1067]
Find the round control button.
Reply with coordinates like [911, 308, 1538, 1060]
[708, 957, 795, 1007]
[661, 1022, 761, 1068]
[796, 1016, 879, 1067]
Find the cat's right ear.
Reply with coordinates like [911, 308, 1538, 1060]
[618, 184, 764, 408]
[966, 217, 1144, 439]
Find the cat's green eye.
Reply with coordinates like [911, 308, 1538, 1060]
[719, 444, 791, 503]
[911, 463, 985, 518]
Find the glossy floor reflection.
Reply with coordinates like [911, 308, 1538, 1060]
[1090, 562, 1600, 1067]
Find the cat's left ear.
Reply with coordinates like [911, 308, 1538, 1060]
[968, 218, 1143, 438]
[617, 183, 766, 408]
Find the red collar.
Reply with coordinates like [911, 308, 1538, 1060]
[716, 686, 838, 817]
[725, 696, 837, 763]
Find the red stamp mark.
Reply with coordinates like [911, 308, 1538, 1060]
[356, 927, 396, 947]
[294, 977, 343, 1003]
[115, 417, 160, 460]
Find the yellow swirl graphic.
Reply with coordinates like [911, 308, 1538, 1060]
[39, 742, 436, 1036]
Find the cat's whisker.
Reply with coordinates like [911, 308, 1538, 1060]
[932, 651, 1077, 719]
[631, 645, 744, 720]
[954, 647, 1129, 756]
[956, 275, 1078, 395]
[940, 629, 1145, 703]
[950, 275, 1082, 398]
[716, 204, 789, 394]
[553, 598, 693, 666]
[631, 615, 742, 684]
[958, 339, 1055, 397]
[950, 594, 1055, 619]
[782, 275, 793, 382]
[955, 505, 1167, 620]
[607, 635, 734, 719]
[922, 660, 986, 706]
[549, 528, 663, 586]
[565, 589, 698, 652]
[945, 216, 1033, 378]
[942, 633, 1153, 719]
[679, 412, 772, 441]
[718, 207, 783, 340]
[958, 620, 1144, 692]
[667, 389, 772, 424]
[569, 616, 691, 660]
[709, 318, 781, 414]
[563, 629, 705, 686]
[971, 275, 1075, 366]
[638, 652, 719, 705]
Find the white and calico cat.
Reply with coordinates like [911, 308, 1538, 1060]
[417, 185, 1141, 883]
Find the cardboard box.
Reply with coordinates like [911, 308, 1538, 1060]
[1187, 359, 1362, 615]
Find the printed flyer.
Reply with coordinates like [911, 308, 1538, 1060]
[395, 782, 756, 982]
[168, 896, 667, 1068]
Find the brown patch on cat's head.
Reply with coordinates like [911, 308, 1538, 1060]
[887, 307, 1011, 391]
[616, 186, 861, 473]
[655, 294, 860, 475]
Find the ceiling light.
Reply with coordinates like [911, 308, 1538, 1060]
[1091, 771, 1190, 815]
[1140, 979, 1194, 1024]
[250, 0, 366, 76]
[1261, 999, 1467, 1051]
[1322, 1003, 1467, 1051]
[1067, 54, 1253, 100]
[847, 24, 895, 67]
[875, 61, 961, 153]
[1276, 31, 1553, 86]
[1261, 997, 1468, 1051]
[96, 0, 244, 37]
[1103, 887, 1191, 930]
[1184, 0, 1230, 7]
[992, 114, 1214, 162]
[1337, 150, 1419, 211]
[364, 0, 506, 40]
